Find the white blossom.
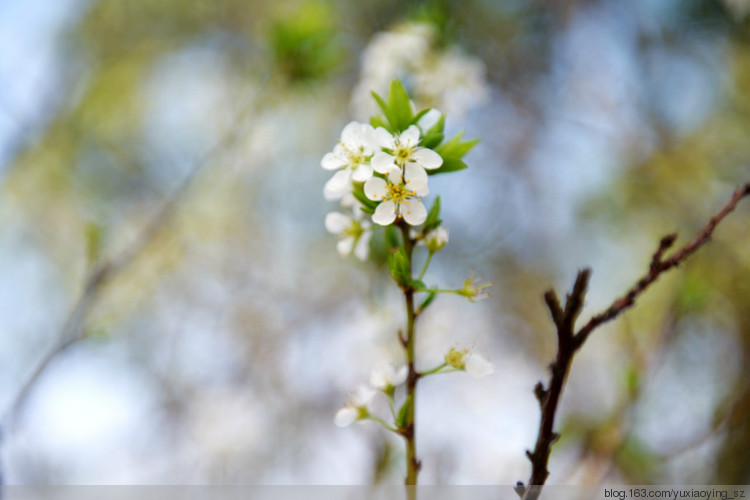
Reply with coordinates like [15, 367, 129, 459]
[334, 386, 376, 427]
[322, 121, 388, 200]
[421, 226, 449, 253]
[445, 348, 494, 378]
[364, 165, 429, 226]
[324, 211, 372, 261]
[370, 364, 408, 391]
[371, 125, 442, 179]
[464, 353, 495, 378]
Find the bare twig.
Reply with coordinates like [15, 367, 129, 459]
[517, 183, 750, 500]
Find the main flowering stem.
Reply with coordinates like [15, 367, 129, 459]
[399, 221, 420, 488]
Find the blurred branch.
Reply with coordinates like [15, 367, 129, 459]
[516, 182, 750, 500]
[0, 90, 266, 431]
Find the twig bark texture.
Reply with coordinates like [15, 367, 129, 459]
[516, 183, 750, 500]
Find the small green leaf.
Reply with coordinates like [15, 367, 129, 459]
[385, 225, 401, 250]
[410, 279, 427, 291]
[426, 113, 445, 136]
[410, 108, 431, 126]
[422, 196, 441, 231]
[388, 248, 410, 286]
[387, 80, 413, 132]
[352, 184, 378, 210]
[396, 395, 413, 429]
[435, 131, 480, 160]
[429, 158, 468, 175]
[370, 114, 389, 131]
[420, 132, 444, 150]
[371, 91, 397, 132]
[418, 292, 437, 311]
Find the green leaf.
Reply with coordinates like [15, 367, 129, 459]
[435, 131, 480, 160]
[426, 113, 445, 136]
[385, 225, 401, 250]
[371, 91, 397, 133]
[352, 184, 378, 210]
[429, 158, 468, 175]
[422, 196, 441, 232]
[410, 108, 431, 126]
[418, 292, 437, 311]
[387, 80, 413, 132]
[420, 132, 444, 150]
[370, 114, 389, 131]
[396, 395, 413, 429]
[410, 279, 427, 291]
[388, 248, 410, 286]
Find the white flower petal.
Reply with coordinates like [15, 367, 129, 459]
[353, 386, 376, 406]
[404, 163, 428, 195]
[413, 148, 443, 169]
[325, 212, 352, 234]
[372, 127, 395, 149]
[373, 200, 397, 225]
[418, 108, 441, 131]
[334, 407, 358, 427]
[401, 125, 421, 147]
[337, 237, 355, 257]
[372, 152, 397, 174]
[341, 121, 364, 148]
[324, 170, 352, 196]
[465, 354, 495, 378]
[402, 200, 427, 226]
[354, 231, 371, 261]
[364, 177, 388, 201]
[393, 365, 408, 385]
[352, 163, 373, 182]
[387, 167, 403, 184]
[321, 152, 348, 170]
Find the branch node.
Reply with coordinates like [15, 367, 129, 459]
[533, 382, 547, 405]
[525, 449, 534, 462]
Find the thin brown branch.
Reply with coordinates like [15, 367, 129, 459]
[574, 182, 750, 349]
[517, 183, 750, 500]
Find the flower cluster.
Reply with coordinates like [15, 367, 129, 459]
[322, 80, 480, 263]
[351, 22, 490, 120]
[335, 363, 407, 427]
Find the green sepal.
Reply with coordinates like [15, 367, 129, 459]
[396, 395, 413, 429]
[388, 248, 410, 287]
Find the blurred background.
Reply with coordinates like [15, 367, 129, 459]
[1, 0, 749, 486]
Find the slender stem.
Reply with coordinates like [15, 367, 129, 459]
[398, 221, 421, 489]
[419, 362, 448, 377]
[417, 251, 434, 282]
[421, 288, 462, 296]
[386, 392, 398, 421]
[368, 416, 401, 434]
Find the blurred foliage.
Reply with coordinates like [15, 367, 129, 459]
[2, 0, 750, 487]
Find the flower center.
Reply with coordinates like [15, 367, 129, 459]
[393, 144, 414, 166]
[386, 181, 416, 204]
[346, 146, 368, 167]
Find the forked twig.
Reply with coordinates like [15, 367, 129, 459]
[516, 183, 750, 500]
